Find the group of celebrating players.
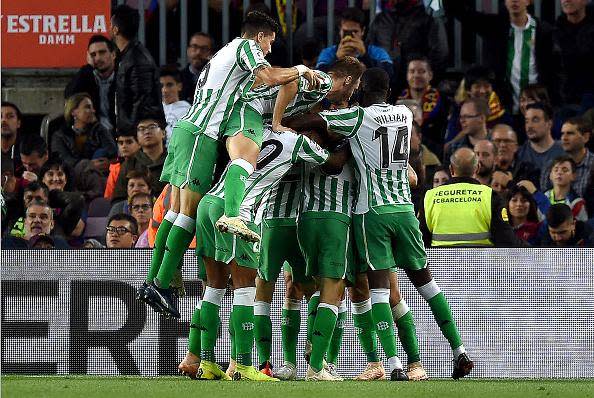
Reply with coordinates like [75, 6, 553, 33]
[136, 11, 474, 382]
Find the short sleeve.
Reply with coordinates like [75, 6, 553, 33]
[319, 106, 364, 138]
[238, 40, 269, 72]
[292, 135, 329, 165]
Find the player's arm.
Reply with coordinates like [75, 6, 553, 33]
[293, 134, 349, 175]
[272, 79, 299, 132]
[253, 65, 320, 90]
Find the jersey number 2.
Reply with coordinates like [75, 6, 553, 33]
[372, 126, 408, 168]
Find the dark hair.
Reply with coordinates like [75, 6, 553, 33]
[135, 114, 166, 130]
[563, 116, 592, 135]
[433, 165, 451, 178]
[507, 185, 539, 223]
[1, 101, 22, 120]
[463, 97, 489, 117]
[464, 64, 495, 91]
[107, 213, 139, 235]
[551, 154, 577, 174]
[39, 158, 70, 186]
[521, 84, 551, 105]
[525, 102, 554, 121]
[361, 67, 390, 94]
[19, 134, 47, 157]
[24, 181, 50, 198]
[88, 34, 115, 52]
[126, 170, 152, 190]
[26, 198, 52, 215]
[116, 129, 139, 139]
[189, 31, 213, 47]
[241, 11, 279, 37]
[160, 66, 182, 83]
[111, 5, 139, 41]
[546, 203, 573, 228]
[340, 7, 366, 28]
[329, 56, 366, 81]
[407, 56, 432, 72]
[299, 39, 321, 63]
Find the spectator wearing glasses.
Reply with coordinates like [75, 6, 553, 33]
[109, 170, 152, 218]
[129, 192, 154, 248]
[104, 130, 141, 200]
[160, 68, 191, 147]
[105, 213, 139, 248]
[491, 124, 540, 188]
[180, 32, 214, 103]
[444, 98, 489, 164]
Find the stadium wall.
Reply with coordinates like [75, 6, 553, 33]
[2, 249, 593, 379]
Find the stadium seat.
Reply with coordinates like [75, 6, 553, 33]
[87, 197, 111, 218]
[83, 216, 108, 242]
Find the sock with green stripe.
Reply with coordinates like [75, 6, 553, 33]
[371, 288, 399, 367]
[306, 292, 320, 344]
[326, 299, 346, 366]
[392, 299, 420, 363]
[223, 159, 254, 217]
[229, 308, 236, 361]
[155, 213, 195, 289]
[310, 303, 338, 372]
[200, 286, 225, 363]
[254, 300, 272, 365]
[232, 287, 256, 367]
[352, 298, 380, 363]
[187, 301, 201, 356]
[146, 210, 177, 282]
[281, 298, 301, 366]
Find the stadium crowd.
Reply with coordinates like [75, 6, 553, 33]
[2, 0, 594, 249]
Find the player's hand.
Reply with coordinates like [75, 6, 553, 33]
[22, 171, 38, 183]
[302, 69, 321, 91]
[272, 123, 296, 133]
[408, 167, 418, 188]
[516, 179, 537, 194]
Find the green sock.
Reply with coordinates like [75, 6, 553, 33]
[352, 299, 380, 363]
[233, 287, 256, 367]
[223, 160, 253, 217]
[281, 300, 301, 366]
[310, 303, 338, 372]
[427, 292, 463, 350]
[326, 302, 346, 365]
[229, 309, 236, 361]
[306, 293, 320, 343]
[393, 300, 420, 363]
[200, 287, 225, 363]
[155, 214, 195, 289]
[371, 296, 397, 359]
[146, 212, 176, 282]
[254, 301, 272, 365]
[187, 302, 201, 356]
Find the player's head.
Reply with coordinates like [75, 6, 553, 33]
[241, 11, 279, 56]
[360, 67, 390, 107]
[327, 56, 365, 103]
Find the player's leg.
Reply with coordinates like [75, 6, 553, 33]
[275, 268, 303, 380]
[254, 276, 275, 375]
[388, 271, 427, 381]
[326, 291, 346, 376]
[178, 299, 202, 378]
[395, 211, 473, 379]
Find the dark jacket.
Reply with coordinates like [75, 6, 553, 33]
[180, 64, 200, 104]
[418, 177, 525, 247]
[366, 3, 449, 87]
[64, 64, 117, 130]
[539, 220, 594, 247]
[443, 0, 560, 107]
[554, 6, 594, 105]
[115, 40, 165, 135]
[111, 149, 167, 202]
[50, 123, 117, 170]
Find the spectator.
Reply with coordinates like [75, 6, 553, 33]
[316, 7, 393, 80]
[491, 124, 540, 187]
[560, 116, 593, 196]
[2, 200, 69, 249]
[5, 181, 49, 237]
[160, 68, 191, 146]
[105, 213, 139, 248]
[515, 84, 552, 141]
[129, 192, 153, 248]
[473, 139, 496, 186]
[445, 65, 510, 143]
[104, 130, 141, 200]
[28, 234, 56, 249]
[367, 0, 448, 91]
[490, 170, 514, 196]
[398, 57, 447, 158]
[554, 0, 594, 108]
[180, 32, 214, 103]
[517, 102, 565, 189]
[110, 5, 165, 136]
[109, 170, 152, 217]
[443, 0, 559, 111]
[432, 166, 450, 188]
[445, 98, 489, 163]
[64, 35, 117, 134]
[19, 135, 48, 185]
[81, 238, 105, 249]
[111, 116, 167, 203]
[419, 147, 523, 247]
[1, 102, 23, 177]
[298, 39, 322, 69]
[51, 93, 117, 171]
[539, 203, 594, 247]
[506, 184, 541, 245]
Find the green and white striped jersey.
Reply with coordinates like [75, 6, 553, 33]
[258, 165, 301, 221]
[300, 163, 355, 218]
[180, 38, 269, 139]
[320, 103, 413, 214]
[208, 127, 329, 222]
[245, 70, 333, 122]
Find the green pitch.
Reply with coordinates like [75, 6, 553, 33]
[2, 376, 594, 398]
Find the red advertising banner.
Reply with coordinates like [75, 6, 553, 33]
[1, 0, 111, 68]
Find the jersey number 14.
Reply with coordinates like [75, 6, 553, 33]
[372, 126, 408, 168]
